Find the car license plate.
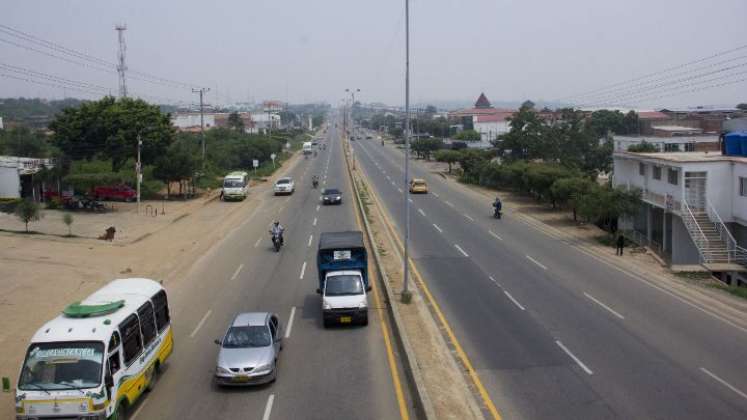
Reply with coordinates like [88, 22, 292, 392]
[233, 375, 250, 383]
[339, 316, 352, 323]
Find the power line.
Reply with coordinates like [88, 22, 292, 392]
[582, 62, 747, 107]
[0, 23, 204, 91]
[558, 43, 747, 102]
[0, 72, 107, 97]
[0, 62, 110, 92]
[574, 55, 747, 106]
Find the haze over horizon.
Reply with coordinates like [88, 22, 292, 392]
[2, 0, 746, 110]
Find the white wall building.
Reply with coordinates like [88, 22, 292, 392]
[473, 112, 513, 143]
[612, 135, 720, 153]
[0, 156, 54, 199]
[171, 113, 216, 129]
[613, 151, 747, 284]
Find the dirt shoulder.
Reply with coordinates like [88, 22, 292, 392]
[0, 152, 302, 413]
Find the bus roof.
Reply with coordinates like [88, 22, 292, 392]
[225, 171, 248, 178]
[29, 278, 164, 345]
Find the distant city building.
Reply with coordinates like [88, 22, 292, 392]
[448, 93, 516, 143]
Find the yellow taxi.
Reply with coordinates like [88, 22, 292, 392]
[409, 178, 428, 194]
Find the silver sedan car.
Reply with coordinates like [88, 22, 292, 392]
[213, 312, 283, 386]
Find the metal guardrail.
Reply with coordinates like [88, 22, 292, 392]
[682, 201, 711, 264]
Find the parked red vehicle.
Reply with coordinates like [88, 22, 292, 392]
[94, 184, 137, 201]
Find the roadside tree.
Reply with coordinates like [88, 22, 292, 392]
[50, 96, 175, 172]
[434, 149, 461, 174]
[228, 112, 245, 132]
[454, 129, 481, 142]
[550, 177, 594, 220]
[15, 199, 41, 232]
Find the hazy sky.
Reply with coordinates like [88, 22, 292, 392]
[2, 0, 746, 109]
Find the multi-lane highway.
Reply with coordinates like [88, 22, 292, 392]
[130, 121, 409, 419]
[351, 132, 747, 419]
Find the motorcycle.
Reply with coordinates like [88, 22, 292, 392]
[312, 179, 319, 189]
[492, 205, 502, 219]
[271, 232, 283, 252]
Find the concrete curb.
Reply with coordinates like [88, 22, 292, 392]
[343, 138, 436, 420]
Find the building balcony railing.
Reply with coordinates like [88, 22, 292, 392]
[641, 189, 682, 214]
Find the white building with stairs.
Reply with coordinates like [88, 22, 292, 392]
[613, 150, 747, 285]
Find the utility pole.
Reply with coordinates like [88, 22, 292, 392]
[402, 0, 412, 302]
[115, 24, 128, 98]
[136, 134, 142, 214]
[192, 87, 210, 167]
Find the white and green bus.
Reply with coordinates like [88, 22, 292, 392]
[15, 278, 173, 420]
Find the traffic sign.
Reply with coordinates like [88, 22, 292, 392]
[253, 159, 259, 168]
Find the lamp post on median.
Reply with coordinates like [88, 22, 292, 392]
[401, 0, 412, 303]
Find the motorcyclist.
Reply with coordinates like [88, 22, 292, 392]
[269, 221, 285, 245]
[492, 196, 502, 218]
[312, 175, 319, 188]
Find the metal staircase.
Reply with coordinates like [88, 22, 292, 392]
[682, 200, 747, 267]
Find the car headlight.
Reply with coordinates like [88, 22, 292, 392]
[216, 366, 232, 375]
[254, 363, 273, 373]
[358, 301, 368, 309]
[323, 301, 331, 310]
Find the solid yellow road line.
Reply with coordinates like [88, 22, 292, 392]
[364, 160, 503, 420]
[344, 134, 410, 420]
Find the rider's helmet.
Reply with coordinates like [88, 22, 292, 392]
[273, 220, 280, 226]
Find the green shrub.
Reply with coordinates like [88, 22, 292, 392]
[46, 197, 62, 210]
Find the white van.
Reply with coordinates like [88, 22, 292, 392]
[302, 142, 313, 155]
[16, 278, 173, 420]
[222, 171, 249, 201]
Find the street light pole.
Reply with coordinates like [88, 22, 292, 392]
[136, 134, 142, 214]
[192, 87, 210, 168]
[402, 0, 412, 302]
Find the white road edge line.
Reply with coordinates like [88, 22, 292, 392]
[254, 237, 262, 248]
[526, 255, 548, 270]
[308, 234, 313, 247]
[313, 217, 317, 226]
[464, 214, 475, 222]
[433, 224, 443, 233]
[418, 208, 426, 217]
[445, 201, 455, 208]
[489, 275, 500, 287]
[488, 230, 503, 241]
[454, 244, 470, 258]
[262, 394, 275, 420]
[556, 340, 593, 375]
[504, 291, 526, 311]
[700, 367, 747, 400]
[408, 198, 414, 203]
[398, 188, 404, 193]
[299, 261, 307, 279]
[285, 307, 296, 339]
[230, 264, 244, 281]
[584, 292, 625, 320]
[189, 309, 212, 338]
[433, 192, 440, 198]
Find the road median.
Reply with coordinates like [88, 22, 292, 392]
[343, 137, 487, 420]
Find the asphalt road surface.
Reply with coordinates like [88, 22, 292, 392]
[351, 132, 747, 419]
[130, 122, 408, 420]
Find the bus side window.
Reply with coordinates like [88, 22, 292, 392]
[108, 331, 121, 351]
[152, 290, 170, 331]
[119, 314, 143, 366]
[109, 352, 121, 376]
[138, 301, 157, 346]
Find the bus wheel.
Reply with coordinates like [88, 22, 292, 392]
[115, 401, 129, 420]
[146, 362, 160, 392]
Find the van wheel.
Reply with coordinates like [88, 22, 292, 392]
[323, 319, 330, 328]
[361, 314, 368, 326]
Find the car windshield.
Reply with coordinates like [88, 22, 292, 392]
[277, 179, 290, 185]
[18, 341, 104, 391]
[224, 179, 244, 188]
[222, 326, 271, 348]
[325, 275, 364, 296]
[325, 189, 340, 195]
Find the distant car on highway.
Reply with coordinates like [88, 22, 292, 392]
[273, 177, 295, 195]
[409, 179, 428, 194]
[94, 184, 136, 201]
[213, 312, 283, 386]
[321, 188, 342, 205]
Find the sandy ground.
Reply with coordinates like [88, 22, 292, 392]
[0, 156, 300, 414]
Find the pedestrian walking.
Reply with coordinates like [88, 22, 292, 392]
[616, 234, 625, 256]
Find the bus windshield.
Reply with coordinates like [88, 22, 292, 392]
[19, 341, 105, 391]
[223, 179, 244, 188]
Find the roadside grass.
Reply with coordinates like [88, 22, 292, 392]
[708, 283, 747, 300]
[595, 234, 637, 248]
